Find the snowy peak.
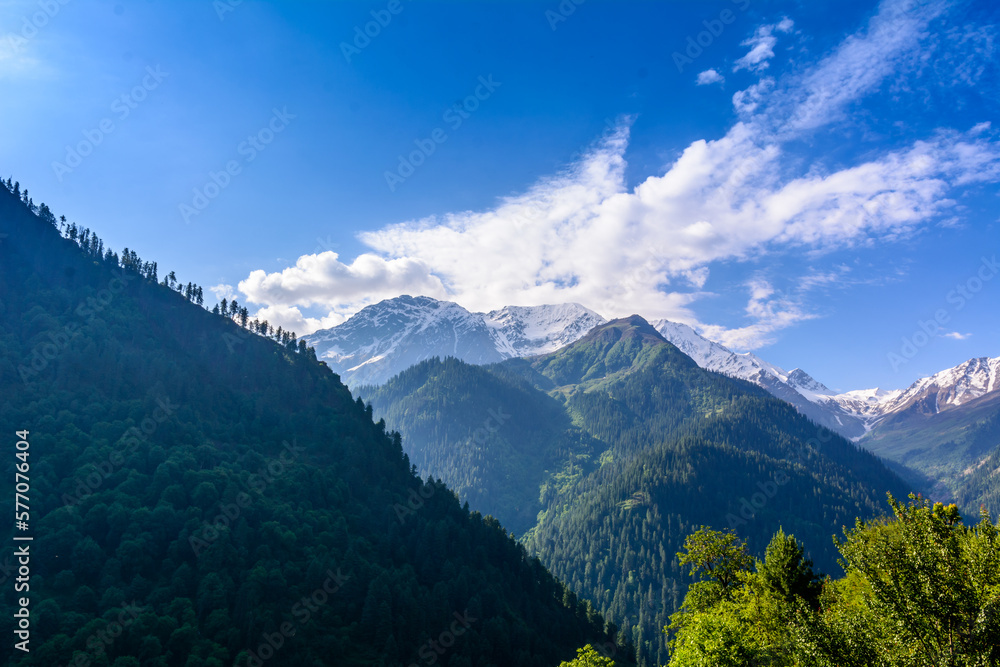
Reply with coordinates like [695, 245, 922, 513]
[304, 296, 606, 386]
[860, 356, 1000, 417]
[651, 319, 789, 387]
[484, 303, 606, 357]
[306, 298, 999, 439]
[786, 368, 832, 396]
[650, 318, 872, 437]
[649, 317, 999, 438]
[304, 296, 506, 386]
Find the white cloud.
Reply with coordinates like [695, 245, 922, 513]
[247, 121, 998, 336]
[797, 268, 848, 291]
[238, 251, 447, 312]
[697, 69, 724, 86]
[251, 304, 346, 335]
[776, 0, 950, 133]
[732, 78, 774, 115]
[236, 0, 1000, 343]
[696, 278, 817, 350]
[733, 18, 794, 73]
[210, 283, 236, 301]
[943, 331, 972, 340]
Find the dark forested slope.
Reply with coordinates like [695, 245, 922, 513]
[0, 181, 622, 667]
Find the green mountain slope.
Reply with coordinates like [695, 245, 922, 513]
[0, 182, 623, 666]
[363, 316, 911, 666]
[860, 391, 1000, 513]
[355, 357, 605, 537]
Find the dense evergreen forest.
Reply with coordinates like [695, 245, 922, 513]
[0, 180, 626, 666]
[862, 388, 1000, 518]
[364, 318, 913, 666]
[955, 401, 1000, 512]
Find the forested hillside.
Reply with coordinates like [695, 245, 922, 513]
[357, 357, 607, 536]
[365, 317, 912, 666]
[861, 389, 1000, 515]
[0, 181, 624, 666]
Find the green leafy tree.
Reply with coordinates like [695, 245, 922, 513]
[675, 527, 753, 609]
[559, 644, 618, 667]
[668, 528, 819, 667]
[819, 494, 1000, 666]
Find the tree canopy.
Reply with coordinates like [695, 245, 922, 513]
[667, 495, 1000, 666]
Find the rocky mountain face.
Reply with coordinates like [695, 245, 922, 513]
[304, 296, 605, 386]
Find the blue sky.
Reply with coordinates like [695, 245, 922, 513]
[1, 0, 998, 392]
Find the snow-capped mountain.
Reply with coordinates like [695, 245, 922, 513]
[651, 318, 1000, 440]
[651, 319, 871, 437]
[309, 299, 997, 509]
[304, 296, 606, 386]
[869, 357, 1000, 417]
[852, 357, 1000, 507]
[484, 304, 607, 358]
[797, 357, 999, 437]
[307, 295, 998, 440]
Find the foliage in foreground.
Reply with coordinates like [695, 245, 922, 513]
[558, 644, 621, 667]
[668, 495, 1000, 667]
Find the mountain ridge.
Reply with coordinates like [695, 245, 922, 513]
[313, 295, 1000, 514]
[362, 314, 912, 667]
[305, 296, 606, 386]
[309, 296, 998, 442]
[0, 181, 624, 667]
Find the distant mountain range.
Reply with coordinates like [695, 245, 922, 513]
[305, 295, 604, 386]
[651, 319, 1000, 440]
[306, 295, 1000, 508]
[306, 297, 998, 439]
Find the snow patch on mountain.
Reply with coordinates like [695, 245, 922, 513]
[650, 320, 999, 440]
[305, 297, 998, 437]
[304, 296, 606, 386]
[484, 303, 606, 357]
[868, 356, 1000, 416]
[652, 319, 811, 392]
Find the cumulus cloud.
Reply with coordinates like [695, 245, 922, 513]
[246, 121, 999, 337]
[697, 69, 725, 86]
[238, 251, 447, 310]
[943, 331, 972, 340]
[236, 0, 1000, 346]
[733, 18, 794, 73]
[251, 304, 346, 335]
